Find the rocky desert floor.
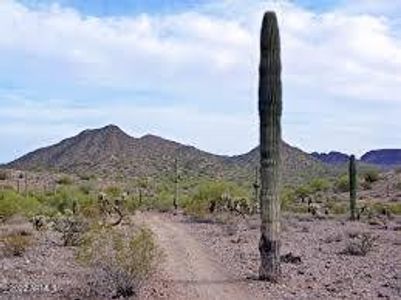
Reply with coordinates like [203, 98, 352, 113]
[1, 212, 401, 299]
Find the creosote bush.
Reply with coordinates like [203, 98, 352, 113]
[78, 226, 161, 298]
[342, 232, 377, 256]
[1, 231, 33, 257]
[335, 175, 349, 193]
[362, 168, 380, 183]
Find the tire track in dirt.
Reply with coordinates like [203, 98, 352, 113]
[139, 212, 255, 300]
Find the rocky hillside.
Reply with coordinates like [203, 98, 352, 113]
[7, 125, 335, 185]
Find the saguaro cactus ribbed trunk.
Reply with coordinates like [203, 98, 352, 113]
[349, 155, 357, 220]
[258, 11, 282, 282]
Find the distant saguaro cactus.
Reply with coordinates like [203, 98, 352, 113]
[173, 158, 179, 210]
[349, 155, 357, 220]
[258, 11, 282, 282]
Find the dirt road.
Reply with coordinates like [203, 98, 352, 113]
[139, 213, 256, 300]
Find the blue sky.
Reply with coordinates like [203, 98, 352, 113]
[1, 0, 401, 163]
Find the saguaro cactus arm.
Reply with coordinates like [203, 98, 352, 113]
[258, 11, 282, 282]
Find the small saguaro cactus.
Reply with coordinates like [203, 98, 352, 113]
[258, 11, 282, 282]
[349, 154, 357, 220]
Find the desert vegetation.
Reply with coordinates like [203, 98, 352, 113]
[1, 7, 401, 300]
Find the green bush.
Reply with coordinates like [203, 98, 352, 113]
[371, 202, 401, 215]
[335, 175, 349, 193]
[78, 226, 161, 298]
[46, 186, 94, 214]
[362, 168, 380, 183]
[326, 201, 347, 214]
[294, 185, 312, 202]
[388, 203, 401, 215]
[105, 186, 121, 198]
[281, 187, 296, 210]
[309, 178, 331, 193]
[0, 190, 42, 220]
[56, 176, 73, 185]
[184, 180, 248, 218]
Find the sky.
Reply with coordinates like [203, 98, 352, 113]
[1, 0, 401, 163]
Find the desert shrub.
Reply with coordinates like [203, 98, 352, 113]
[326, 200, 347, 215]
[47, 186, 94, 214]
[56, 176, 73, 185]
[342, 232, 377, 256]
[394, 167, 401, 174]
[184, 180, 248, 218]
[395, 181, 401, 191]
[79, 183, 93, 195]
[78, 173, 95, 181]
[362, 168, 380, 183]
[1, 232, 33, 257]
[105, 186, 122, 198]
[281, 187, 296, 210]
[309, 178, 331, 193]
[54, 214, 89, 246]
[368, 202, 398, 216]
[286, 204, 309, 214]
[78, 226, 161, 298]
[335, 175, 349, 193]
[360, 180, 372, 190]
[0, 190, 42, 220]
[0, 170, 7, 181]
[294, 185, 312, 202]
[388, 203, 401, 215]
[138, 186, 174, 213]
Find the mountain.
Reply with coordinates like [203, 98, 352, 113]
[7, 125, 335, 185]
[311, 151, 349, 165]
[361, 149, 401, 167]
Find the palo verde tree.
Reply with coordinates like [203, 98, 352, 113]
[258, 11, 282, 282]
[349, 154, 357, 220]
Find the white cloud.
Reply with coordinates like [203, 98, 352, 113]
[1, 0, 401, 162]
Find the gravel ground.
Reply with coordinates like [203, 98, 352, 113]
[182, 213, 401, 299]
[0, 220, 171, 299]
[1, 213, 400, 299]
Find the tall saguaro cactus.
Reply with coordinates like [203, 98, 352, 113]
[349, 155, 357, 220]
[258, 11, 282, 282]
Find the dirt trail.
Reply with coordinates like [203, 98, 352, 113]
[139, 213, 255, 300]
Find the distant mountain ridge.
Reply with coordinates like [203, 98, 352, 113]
[311, 151, 349, 165]
[312, 149, 401, 168]
[361, 149, 401, 167]
[6, 124, 335, 185]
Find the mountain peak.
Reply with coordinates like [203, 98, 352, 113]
[100, 124, 124, 133]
